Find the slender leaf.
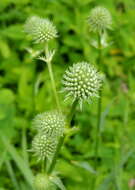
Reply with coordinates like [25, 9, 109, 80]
[97, 149, 135, 190]
[0, 151, 7, 170]
[5, 160, 20, 190]
[50, 176, 66, 190]
[1, 135, 34, 189]
[71, 161, 96, 174]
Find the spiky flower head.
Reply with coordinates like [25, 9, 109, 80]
[31, 133, 57, 161]
[88, 6, 112, 33]
[62, 62, 103, 106]
[32, 111, 65, 138]
[24, 16, 57, 43]
[34, 173, 56, 190]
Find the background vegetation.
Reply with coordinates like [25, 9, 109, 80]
[0, 0, 135, 189]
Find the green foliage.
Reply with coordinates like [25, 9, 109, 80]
[0, 0, 135, 189]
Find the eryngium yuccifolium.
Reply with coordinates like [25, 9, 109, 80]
[32, 133, 57, 161]
[88, 6, 112, 33]
[32, 111, 65, 137]
[34, 173, 56, 190]
[62, 62, 103, 104]
[24, 16, 57, 43]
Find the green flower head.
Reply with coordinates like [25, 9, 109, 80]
[88, 6, 112, 33]
[24, 16, 58, 43]
[62, 62, 104, 106]
[31, 133, 57, 161]
[32, 111, 65, 138]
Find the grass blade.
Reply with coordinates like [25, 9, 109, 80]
[0, 151, 7, 170]
[97, 149, 135, 190]
[1, 135, 34, 189]
[5, 160, 20, 190]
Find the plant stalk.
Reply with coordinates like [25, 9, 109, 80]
[47, 100, 78, 174]
[67, 99, 78, 125]
[94, 91, 102, 170]
[93, 33, 103, 188]
[32, 62, 36, 115]
[42, 157, 47, 173]
[45, 44, 61, 112]
[47, 135, 65, 174]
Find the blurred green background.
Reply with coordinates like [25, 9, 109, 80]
[0, 0, 135, 189]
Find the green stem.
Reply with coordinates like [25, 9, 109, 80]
[47, 135, 65, 174]
[45, 44, 61, 112]
[32, 62, 36, 115]
[47, 100, 78, 174]
[67, 99, 78, 125]
[114, 128, 121, 190]
[94, 33, 102, 168]
[42, 157, 47, 173]
[22, 127, 29, 166]
[94, 90, 102, 170]
[93, 33, 103, 188]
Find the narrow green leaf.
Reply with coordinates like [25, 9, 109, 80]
[50, 176, 66, 190]
[1, 135, 34, 189]
[97, 172, 114, 190]
[65, 126, 80, 137]
[5, 160, 20, 190]
[71, 161, 96, 174]
[0, 151, 7, 170]
[98, 149, 135, 190]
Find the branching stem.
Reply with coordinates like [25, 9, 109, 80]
[47, 100, 78, 174]
[45, 43, 61, 112]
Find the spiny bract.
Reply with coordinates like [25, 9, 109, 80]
[24, 16, 57, 43]
[34, 173, 56, 190]
[32, 133, 57, 161]
[88, 6, 112, 33]
[32, 111, 65, 138]
[62, 62, 103, 105]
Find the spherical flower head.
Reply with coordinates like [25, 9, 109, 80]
[34, 173, 56, 190]
[24, 16, 57, 43]
[32, 111, 65, 138]
[62, 62, 103, 105]
[32, 133, 57, 161]
[88, 6, 112, 33]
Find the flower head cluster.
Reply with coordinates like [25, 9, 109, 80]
[24, 16, 57, 43]
[32, 111, 65, 137]
[88, 6, 112, 33]
[32, 133, 57, 161]
[62, 62, 103, 105]
[31, 111, 65, 161]
[34, 173, 56, 190]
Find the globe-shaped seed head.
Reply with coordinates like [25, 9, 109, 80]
[32, 133, 57, 161]
[32, 111, 65, 138]
[34, 173, 56, 190]
[24, 16, 57, 43]
[62, 62, 103, 104]
[88, 6, 112, 33]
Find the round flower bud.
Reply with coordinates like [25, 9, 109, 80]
[32, 111, 65, 138]
[34, 173, 56, 190]
[32, 133, 57, 161]
[24, 16, 57, 43]
[87, 6, 112, 33]
[62, 62, 103, 104]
